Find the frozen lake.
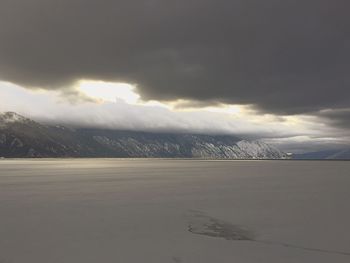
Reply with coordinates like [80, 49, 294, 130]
[0, 159, 349, 263]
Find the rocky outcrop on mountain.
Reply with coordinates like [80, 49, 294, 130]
[0, 112, 286, 159]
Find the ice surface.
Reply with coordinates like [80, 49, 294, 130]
[0, 159, 349, 263]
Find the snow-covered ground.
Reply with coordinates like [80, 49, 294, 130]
[0, 159, 349, 263]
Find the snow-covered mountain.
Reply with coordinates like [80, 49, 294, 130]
[0, 111, 30, 125]
[0, 112, 286, 159]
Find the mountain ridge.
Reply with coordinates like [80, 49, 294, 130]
[0, 112, 286, 159]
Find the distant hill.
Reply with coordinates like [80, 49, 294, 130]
[0, 112, 286, 159]
[293, 149, 350, 160]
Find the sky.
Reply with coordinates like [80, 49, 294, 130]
[0, 0, 349, 153]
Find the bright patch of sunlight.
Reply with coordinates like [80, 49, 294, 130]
[77, 80, 140, 104]
[77, 80, 245, 116]
[203, 105, 241, 115]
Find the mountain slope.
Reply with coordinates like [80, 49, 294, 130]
[0, 112, 286, 159]
[0, 112, 105, 157]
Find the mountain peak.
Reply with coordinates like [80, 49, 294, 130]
[0, 112, 30, 124]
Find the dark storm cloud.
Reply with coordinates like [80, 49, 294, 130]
[0, 0, 349, 114]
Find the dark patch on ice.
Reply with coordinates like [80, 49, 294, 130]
[186, 210, 350, 256]
[187, 210, 255, 241]
[172, 256, 182, 263]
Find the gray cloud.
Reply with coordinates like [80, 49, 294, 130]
[0, 0, 350, 116]
[316, 108, 350, 129]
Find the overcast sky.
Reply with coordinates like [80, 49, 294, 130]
[0, 0, 349, 153]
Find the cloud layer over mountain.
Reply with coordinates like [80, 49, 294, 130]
[0, 0, 349, 151]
